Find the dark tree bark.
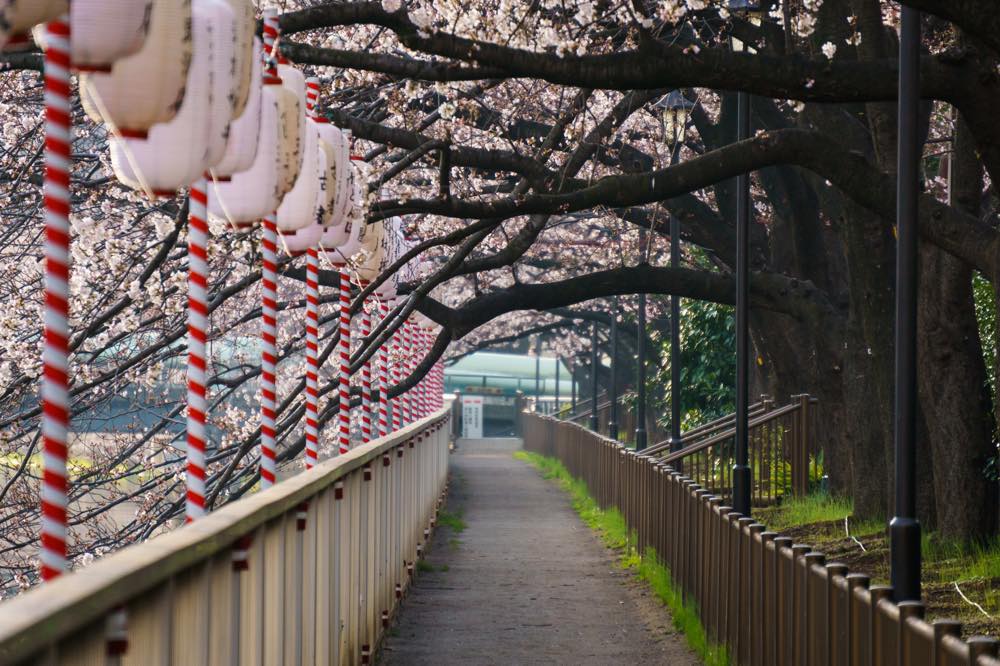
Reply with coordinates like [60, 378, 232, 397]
[916, 115, 997, 541]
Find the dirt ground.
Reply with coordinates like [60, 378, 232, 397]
[379, 438, 699, 665]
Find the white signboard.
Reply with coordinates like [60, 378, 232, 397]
[461, 395, 484, 439]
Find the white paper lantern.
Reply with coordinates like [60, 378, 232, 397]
[279, 222, 324, 256]
[375, 217, 406, 297]
[355, 219, 385, 286]
[211, 36, 262, 180]
[208, 70, 301, 226]
[276, 63, 306, 192]
[203, 4, 238, 167]
[224, 0, 255, 117]
[80, 0, 192, 138]
[32, 1, 153, 72]
[314, 124, 337, 226]
[320, 207, 360, 265]
[321, 159, 364, 261]
[276, 116, 321, 232]
[110, 0, 234, 197]
[316, 127, 354, 244]
[0, 0, 66, 51]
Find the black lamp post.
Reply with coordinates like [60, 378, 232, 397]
[608, 298, 619, 441]
[534, 336, 541, 413]
[590, 322, 600, 432]
[635, 233, 648, 451]
[654, 89, 695, 455]
[571, 354, 577, 416]
[555, 354, 561, 416]
[728, 0, 761, 517]
[890, 6, 921, 604]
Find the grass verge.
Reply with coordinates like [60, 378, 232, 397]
[514, 450, 729, 666]
[756, 492, 1000, 635]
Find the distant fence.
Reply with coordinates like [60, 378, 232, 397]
[0, 408, 452, 666]
[523, 413, 1000, 666]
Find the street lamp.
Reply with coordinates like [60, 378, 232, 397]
[653, 90, 696, 456]
[534, 335, 541, 413]
[555, 354, 561, 417]
[590, 321, 600, 432]
[608, 297, 619, 441]
[729, 0, 760, 517]
[891, 6, 922, 604]
[635, 230, 648, 451]
[571, 354, 578, 416]
[653, 90, 695, 160]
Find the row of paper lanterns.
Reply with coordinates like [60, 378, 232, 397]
[6, 0, 416, 296]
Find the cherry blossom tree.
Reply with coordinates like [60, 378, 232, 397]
[0, 0, 997, 592]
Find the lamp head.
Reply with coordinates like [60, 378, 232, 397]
[653, 91, 696, 147]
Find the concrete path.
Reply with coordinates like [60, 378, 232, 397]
[379, 438, 699, 665]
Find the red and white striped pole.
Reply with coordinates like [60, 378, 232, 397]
[390, 306, 403, 432]
[337, 269, 351, 454]
[400, 319, 412, 425]
[304, 249, 320, 468]
[260, 217, 279, 488]
[378, 301, 390, 437]
[360, 300, 373, 443]
[41, 15, 71, 582]
[303, 77, 320, 468]
[259, 12, 280, 489]
[435, 359, 444, 410]
[185, 179, 209, 521]
[418, 327, 430, 419]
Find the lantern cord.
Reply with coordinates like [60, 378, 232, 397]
[41, 15, 72, 583]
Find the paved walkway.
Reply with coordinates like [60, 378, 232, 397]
[379, 438, 699, 665]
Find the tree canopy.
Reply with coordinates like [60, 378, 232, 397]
[1, 0, 998, 591]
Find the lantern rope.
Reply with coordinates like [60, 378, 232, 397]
[41, 15, 72, 583]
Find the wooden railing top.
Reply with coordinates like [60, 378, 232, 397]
[656, 402, 801, 464]
[0, 407, 452, 664]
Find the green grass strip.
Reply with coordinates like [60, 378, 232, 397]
[514, 450, 730, 666]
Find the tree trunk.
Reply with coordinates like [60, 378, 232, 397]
[915, 113, 997, 542]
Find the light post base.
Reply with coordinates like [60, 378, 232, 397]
[889, 516, 921, 602]
[589, 416, 599, 432]
[635, 429, 647, 452]
[732, 464, 752, 516]
[608, 421, 618, 442]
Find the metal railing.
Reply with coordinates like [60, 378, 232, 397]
[523, 413, 1000, 666]
[647, 394, 819, 505]
[558, 392, 819, 505]
[0, 407, 452, 666]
